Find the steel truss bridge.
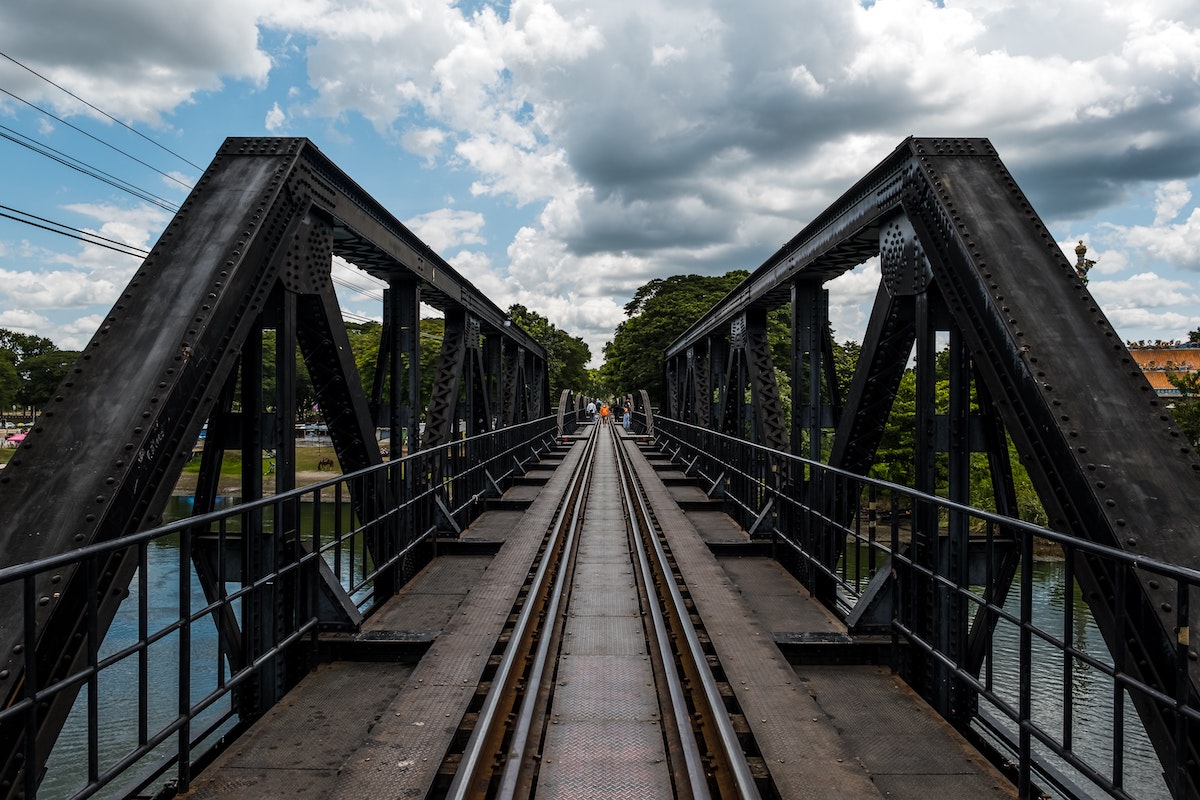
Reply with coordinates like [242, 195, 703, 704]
[0, 137, 1196, 800]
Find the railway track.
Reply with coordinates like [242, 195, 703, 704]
[430, 423, 773, 799]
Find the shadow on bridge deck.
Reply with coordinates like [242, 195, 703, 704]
[178, 425, 1013, 800]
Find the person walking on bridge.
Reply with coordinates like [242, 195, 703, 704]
[599, 403, 610, 424]
[586, 399, 596, 422]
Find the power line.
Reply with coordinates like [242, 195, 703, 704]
[332, 276, 383, 302]
[0, 49, 204, 172]
[0, 125, 180, 212]
[0, 204, 150, 258]
[342, 310, 376, 324]
[0, 85, 194, 193]
[332, 262, 385, 302]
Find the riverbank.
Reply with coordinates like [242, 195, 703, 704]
[170, 469, 337, 498]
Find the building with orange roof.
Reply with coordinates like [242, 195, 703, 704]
[1128, 345, 1200, 397]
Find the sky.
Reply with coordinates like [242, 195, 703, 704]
[2, 0, 1200, 367]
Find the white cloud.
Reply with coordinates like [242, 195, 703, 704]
[265, 101, 286, 131]
[828, 259, 882, 342]
[5, 0, 1200, 361]
[1106, 208, 1200, 272]
[404, 209, 487, 252]
[1154, 180, 1192, 225]
[1090, 271, 1200, 309]
[0, 0, 270, 125]
[0, 267, 120, 310]
[651, 45, 686, 67]
[0, 308, 53, 334]
[1088, 270, 1200, 341]
[56, 314, 107, 350]
[401, 126, 448, 161]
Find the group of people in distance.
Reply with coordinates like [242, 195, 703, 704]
[585, 399, 633, 430]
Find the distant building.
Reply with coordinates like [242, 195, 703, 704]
[1077, 237, 1198, 398]
[1128, 343, 1200, 397]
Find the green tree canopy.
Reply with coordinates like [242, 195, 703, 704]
[0, 330, 57, 363]
[0, 328, 76, 416]
[507, 305, 591, 400]
[0, 350, 18, 414]
[602, 271, 749, 398]
[18, 350, 80, 409]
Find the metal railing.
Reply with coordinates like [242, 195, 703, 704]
[0, 415, 561, 800]
[649, 414, 1199, 800]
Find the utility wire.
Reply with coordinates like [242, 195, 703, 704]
[0, 125, 180, 212]
[0, 205, 150, 258]
[0, 85, 194, 193]
[0, 49, 204, 172]
[332, 262, 386, 302]
[0, 52, 394, 325]
[332, 275, 384, 302]
[341, 309, 377, 325]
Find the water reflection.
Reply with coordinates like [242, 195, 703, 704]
[985, 559, 1169, 800]
[40, 531, 227, 799]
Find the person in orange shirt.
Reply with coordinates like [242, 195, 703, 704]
[599, 403, 610, 424]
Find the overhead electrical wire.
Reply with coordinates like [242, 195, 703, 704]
[0, 53, 388, 329]
[0, 203, 382, 325]
[0, 203, 394, 306]
[0, 125, 180, 212]
[331, 272, 381, 303]
[0, 204, 151, 258]
[0, 47, 202, 175]
[0, 86, 195, 194]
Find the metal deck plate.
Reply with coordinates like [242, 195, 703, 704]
[567, 587, 641, 617]
[571, 561, 634, 587]
[562, 615, 647, 657]
[180, 662, 414, 798]
[553, 654, 659, 722]
[537, 719, 670, 800]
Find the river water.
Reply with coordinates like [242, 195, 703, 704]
[36, 505, 1171, 799]
[986, 558, 1169, 800]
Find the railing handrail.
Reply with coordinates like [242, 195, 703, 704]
[0, 413, 561, 800]
[0, 414, 560, 587]
[652, 414, 1200, 585]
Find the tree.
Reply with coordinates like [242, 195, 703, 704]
[0, 329, 76, 417]
[1167, 371, 1200, 447]
[253, 330, 318, 418]
[602, 271, 749, 398]
[0, 350, 18, 414]
[344, 321, 383, 398]
[507, 305, 591, 400]
[0, 330, 57, 363]
[866, 348, 1047, 525]
[18, 350, 79, 409]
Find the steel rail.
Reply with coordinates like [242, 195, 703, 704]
[445, 428, 600, 799]
[494, 449, 595, 796]
[610, 427, 764, 799]
[609, 423, 711, 800]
